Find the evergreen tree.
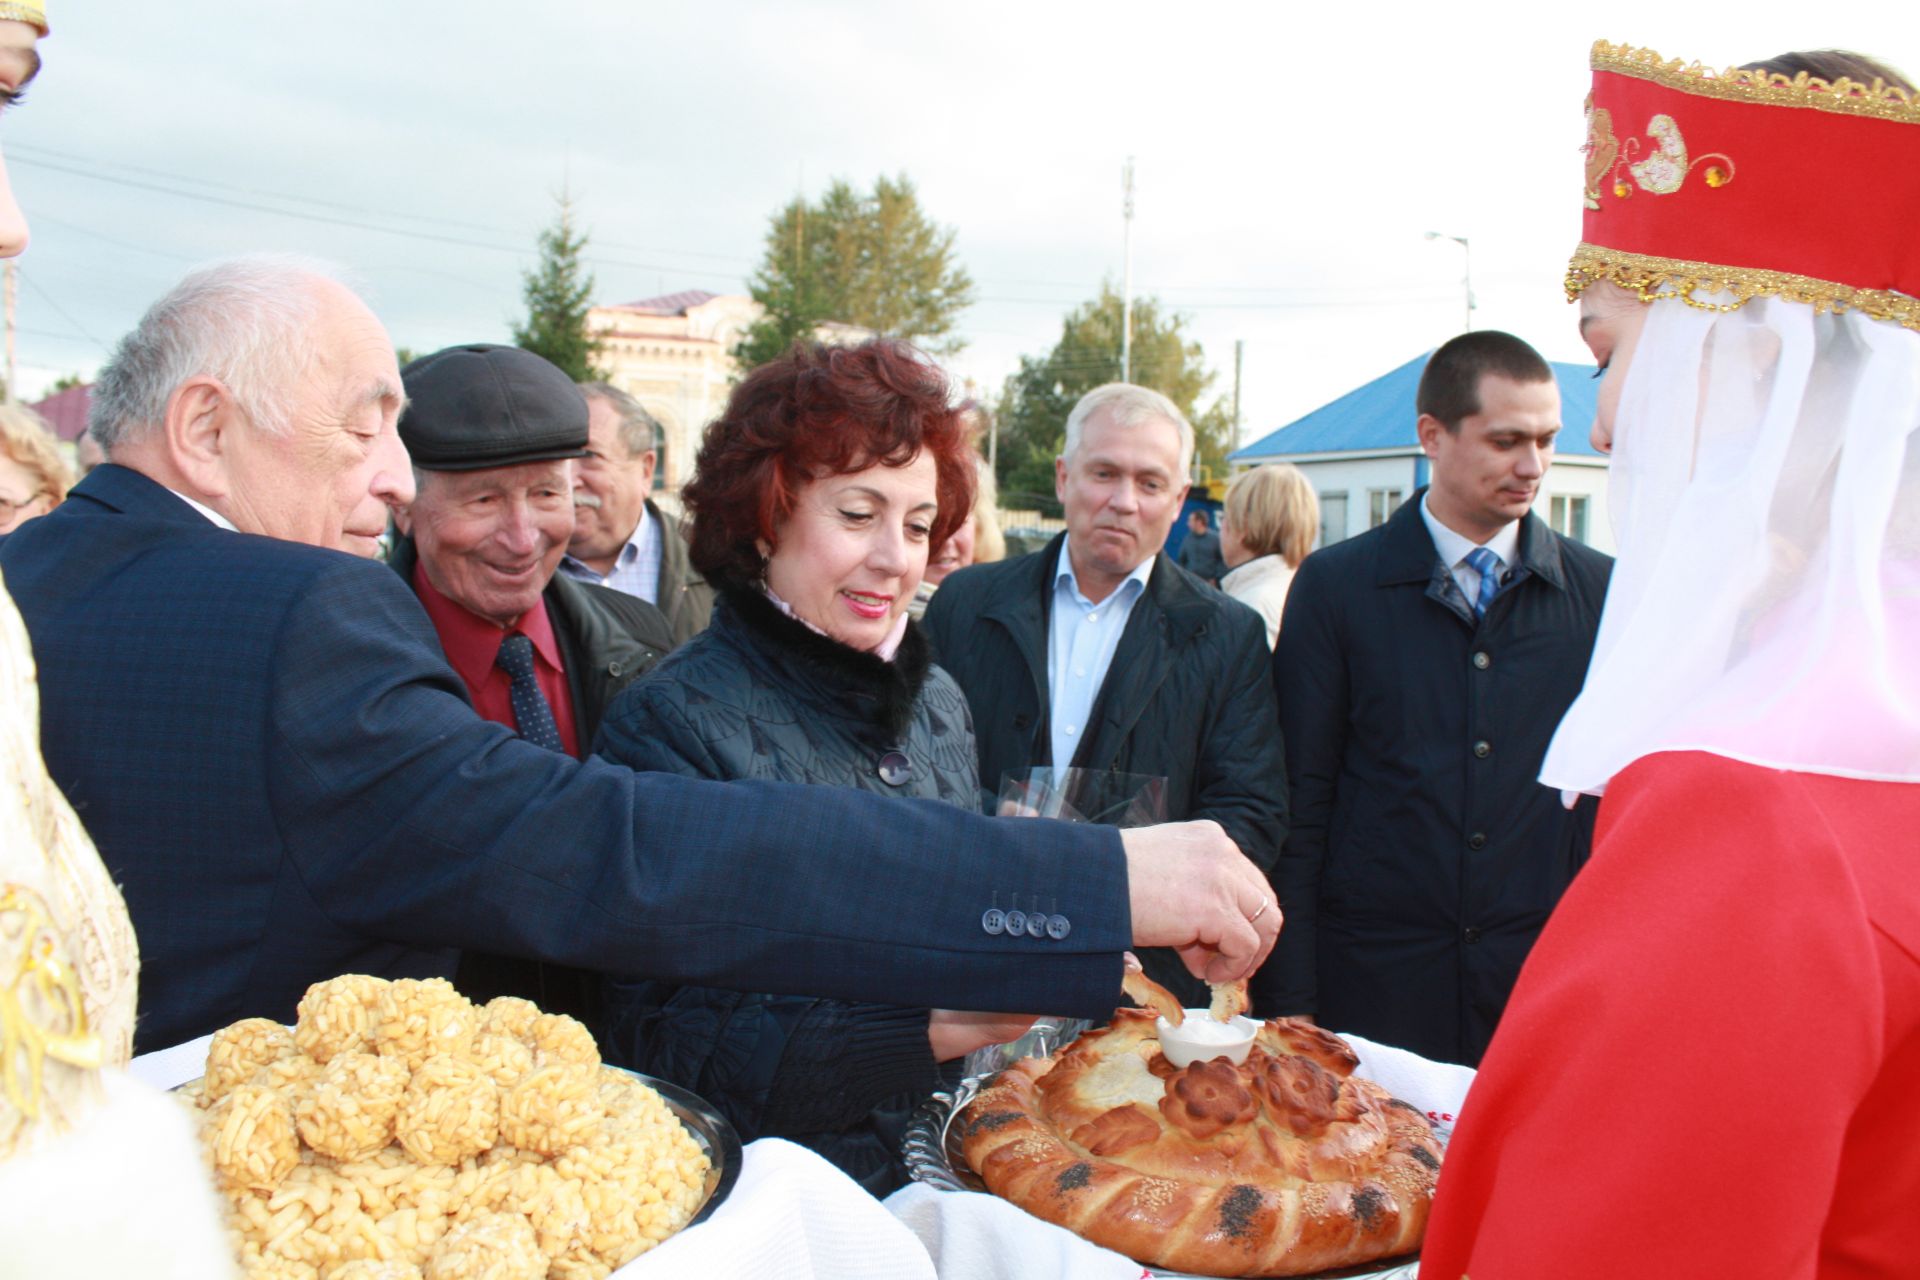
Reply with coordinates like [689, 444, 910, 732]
[736, 174, 975, 370]
[512, 194, 604, 381]
[995, 283, 1233, 509]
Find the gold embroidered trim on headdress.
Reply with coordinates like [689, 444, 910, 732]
[1592, 41, 1920, 124]
[0, 3, 46, 35]
[1566, 243, 1920, 332]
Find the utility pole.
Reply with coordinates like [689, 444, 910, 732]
[1120, 156, 1135, 383]
[1232, 339, 1244, 452]
[1425, 231, 1474, 332]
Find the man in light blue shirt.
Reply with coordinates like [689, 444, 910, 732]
[926, 384, 1286, 1006]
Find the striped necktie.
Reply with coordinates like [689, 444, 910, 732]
[1463, 546, 1503, 621]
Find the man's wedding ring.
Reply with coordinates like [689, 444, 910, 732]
[1248, 901, 1270, 925]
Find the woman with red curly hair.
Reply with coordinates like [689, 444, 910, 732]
[592, 338, 1033, 1194]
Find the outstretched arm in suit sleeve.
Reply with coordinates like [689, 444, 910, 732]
[265, 559, 1133, 1020]
[1187, 607, 1288, 875]
[1252, 557, 1347, 1018]
[591, 678, 943, 1140]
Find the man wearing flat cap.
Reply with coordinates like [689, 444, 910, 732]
[391, 345, 675, 1018]
[392, 344, 673, 759]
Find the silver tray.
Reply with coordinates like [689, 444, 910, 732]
[628, 1069, 742, 1227]
[904, 1072, 1421, 1280]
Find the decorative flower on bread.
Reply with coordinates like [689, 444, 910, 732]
[1159, 1059, 1259, 1140]
[1255, 1052, 1342, 1137]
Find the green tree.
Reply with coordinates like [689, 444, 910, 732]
[512, 193, 603, 381]
[994, 283, 1234, 508]
[736, 174, 975, 369]
[49, 371, 86, 393]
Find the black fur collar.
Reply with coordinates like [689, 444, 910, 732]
[720, 586, 933, 740]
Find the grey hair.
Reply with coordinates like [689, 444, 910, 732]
[88, 254, 354, 451]
[1061, 383, 1195, 479]
[576, 381, 660, 457]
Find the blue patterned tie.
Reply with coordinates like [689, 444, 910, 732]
[494, 633, 564, 753]
[1464, 546, 1502, 621]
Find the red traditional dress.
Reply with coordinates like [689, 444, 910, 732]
[1420, 750, 1920, 1277]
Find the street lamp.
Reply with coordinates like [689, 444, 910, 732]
[1425, 231, 1474, 332]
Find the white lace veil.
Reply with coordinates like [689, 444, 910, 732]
[1539, 295, 1920, 793]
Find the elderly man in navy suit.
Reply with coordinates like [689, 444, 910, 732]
[0, 257, 1278, 1053]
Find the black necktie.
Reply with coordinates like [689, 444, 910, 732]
[494, 633, 564, 753]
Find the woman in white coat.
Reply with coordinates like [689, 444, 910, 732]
[1218, 463, 1318, 649]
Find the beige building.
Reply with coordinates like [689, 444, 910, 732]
[587, 290, 759, 499]
[588, 291, 870, 503]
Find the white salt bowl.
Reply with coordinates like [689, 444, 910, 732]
[1155, 1011, 1261, 1068]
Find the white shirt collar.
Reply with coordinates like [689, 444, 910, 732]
[1420, 492, 1520, 571]
[167, 488, 237, 532]
[1052, 537, 1155, 606]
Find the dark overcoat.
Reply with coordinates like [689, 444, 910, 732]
[925, 534, 1287, 1006]
[1256, 493, 1611, 1065]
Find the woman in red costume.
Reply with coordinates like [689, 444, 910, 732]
[1421, 43, 1920, 1279]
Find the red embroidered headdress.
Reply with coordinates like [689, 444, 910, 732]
[1568, 41, 1920, 330]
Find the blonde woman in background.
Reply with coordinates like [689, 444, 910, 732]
[0, 401, 72, 533]
[911, 455, 1003, 617]
[1219, 463, 1317, 648]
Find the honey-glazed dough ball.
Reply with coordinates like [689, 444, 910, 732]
[206, 1018, 297, 1100]
[480, 996, 541, 1043]
[249, 1052, 326, 1099]
[375, 978, 477, 1070]
[327, 1263, 424, 1280]
[526, 1013, 599, 1069]
[422, 1212, 545, 1280]
[296, 974, 391, 1064]
[498, 1064, 602, 1156]
[206, 1083, 301, 1193]
[396, 1054, 499, 1166]
[468, 1033, 534, 1089]
[297, 1051, 411, 1161]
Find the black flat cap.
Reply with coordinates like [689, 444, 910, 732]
[399, 344, 590, 471]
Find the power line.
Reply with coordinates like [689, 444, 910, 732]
[16, 269, 108, 350]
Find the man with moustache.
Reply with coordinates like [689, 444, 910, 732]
[925, 383, 1285, 1009]
[1256, 330, 1612, 1065]
[561, 381, 712, 644]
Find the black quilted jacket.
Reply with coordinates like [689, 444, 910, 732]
[591, 587, 979, 1195]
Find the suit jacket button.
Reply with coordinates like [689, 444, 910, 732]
[608, 660, 624, 677]
[877, 751, 912, 786]
[1046, 914, 1071, 940]
[1463, 926, 1484, 944]
[982, 908, 1006, 935]
[1004, 909, 1029, 937]
[1468, 832, 1488, 850]
[1472, 651, 1490, 670]
[1473, 739, 1492, 759]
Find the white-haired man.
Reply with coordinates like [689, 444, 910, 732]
[925, 383, 1287, 1008]
[0, 264, 1280, 1052]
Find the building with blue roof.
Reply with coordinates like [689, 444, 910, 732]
[1228, 351, 1612, 552]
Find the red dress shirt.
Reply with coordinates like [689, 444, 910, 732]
[412, 562, 581, 758]
[1421, 751, 1920, 1279]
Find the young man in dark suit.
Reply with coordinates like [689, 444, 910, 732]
[1258, 331, 1612, 1066]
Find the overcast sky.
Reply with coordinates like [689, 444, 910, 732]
[5, 0, 1911, 446]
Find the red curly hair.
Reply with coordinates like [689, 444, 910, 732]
[686, 339, 977, 592]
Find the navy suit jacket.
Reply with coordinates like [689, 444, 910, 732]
[1, 466, 1129, 1052]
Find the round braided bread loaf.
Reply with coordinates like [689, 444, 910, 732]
[958, 1010, 1441, 1276]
